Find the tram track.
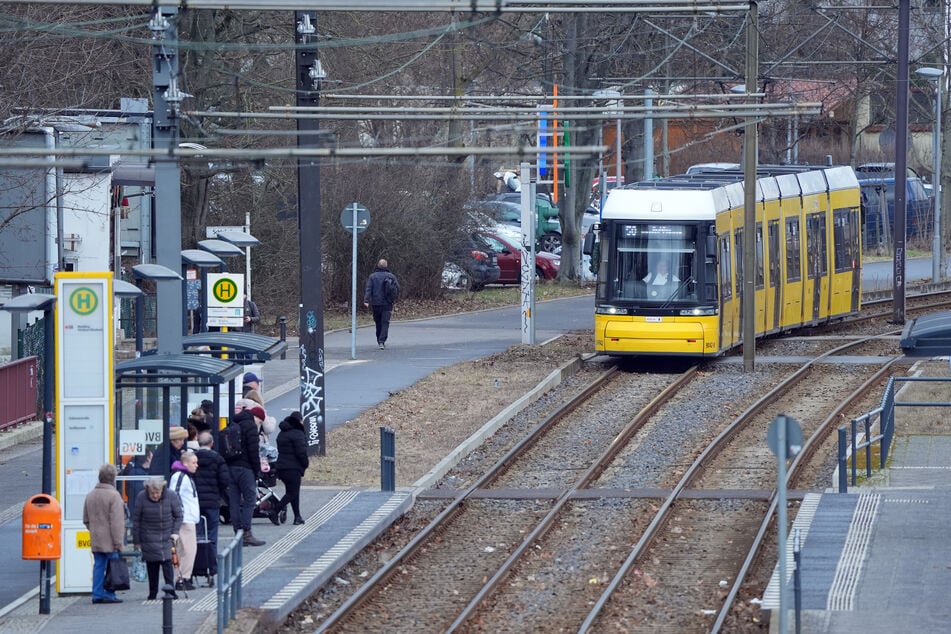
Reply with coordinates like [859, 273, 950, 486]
[287, 320, 912, 633]
[710, 353, 901, 632]
[314, 337, 902, 633]
[576, 334, 903, 633]
[315, 364, 698, 633]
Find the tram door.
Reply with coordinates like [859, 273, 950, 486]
[807, 213, 825, 323]
[769, 221, 781, 330]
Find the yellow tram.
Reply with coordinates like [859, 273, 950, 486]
[587, 164, 862, 357]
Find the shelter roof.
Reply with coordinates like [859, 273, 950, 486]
[900, 311, 951, 356]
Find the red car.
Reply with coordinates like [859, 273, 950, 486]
[474, 228, 560, 284]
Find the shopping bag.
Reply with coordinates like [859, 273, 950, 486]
[104, 556, 131, 592]
[131, 553, 147, 583]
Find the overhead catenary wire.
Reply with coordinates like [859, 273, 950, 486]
[0, 0, 755, 13]
[0, 144, 610, 160]
[188, 101, 819, 121]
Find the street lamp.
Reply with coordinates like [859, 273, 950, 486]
[916, 66, 944, 283]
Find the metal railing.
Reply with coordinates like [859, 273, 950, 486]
[0, 356, 38, 430]
[217, 529, 244, 634]
[838, 375, 951, 492]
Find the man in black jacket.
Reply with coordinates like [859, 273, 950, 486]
[223, 407, 265, 546]
[363, 258, 400, 350]
[195, 432, 232, 557]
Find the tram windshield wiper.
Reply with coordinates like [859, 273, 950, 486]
[660, 276, 693, 308]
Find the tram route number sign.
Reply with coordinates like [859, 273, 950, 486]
[767, 414, 802, 458]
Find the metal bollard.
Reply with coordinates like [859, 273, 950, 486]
[837, 426, 847, 493]
[279, 316, 287, 359]
[162, 583, 176, 633]
[380, 426, 395, 492]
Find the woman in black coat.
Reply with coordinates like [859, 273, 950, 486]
[273, 411, 309, 525]
[132, 476, 183, 600]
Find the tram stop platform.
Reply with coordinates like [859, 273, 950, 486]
[0, 485, 414, 633]
[764, 434, 951, 632]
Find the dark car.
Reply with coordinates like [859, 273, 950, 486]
[856, 162, 931, 247]
[474, 227, 560, 284]
[446, 233, 501, 291]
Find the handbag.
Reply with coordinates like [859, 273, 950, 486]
[104, 556, 131, 592]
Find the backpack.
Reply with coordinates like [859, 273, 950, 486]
[220, 421, 244, 460]
[384, 276, 399, 304]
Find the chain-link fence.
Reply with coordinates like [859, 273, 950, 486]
[20, 317, 45, 417]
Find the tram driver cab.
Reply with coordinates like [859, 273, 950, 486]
[610, 224, 698, 303]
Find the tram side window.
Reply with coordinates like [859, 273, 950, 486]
[786, 218, 801, 282]
[755, 223, 765, 289]
[734, 230, 744, 298]
[719, 237, 732, 301]
[807, 212, 828, 277]
[833, 208, 855, 272]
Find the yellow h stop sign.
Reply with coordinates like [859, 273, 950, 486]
[206, 273, 244, 328]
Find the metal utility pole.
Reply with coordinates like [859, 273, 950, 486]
[742, 1, 759, 372]
[893, 0, 910, 324]
[295, 11, 327, 456]
[151, 6, 184, 355]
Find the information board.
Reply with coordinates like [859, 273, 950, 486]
[55, 273, 113, 594]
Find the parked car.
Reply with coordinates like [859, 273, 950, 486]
[468, 193, 562, 253]
[445, 233, 501, 291]
[474, 226, 560, 284]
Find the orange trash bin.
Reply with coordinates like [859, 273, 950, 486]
[22, 494, 62, 560]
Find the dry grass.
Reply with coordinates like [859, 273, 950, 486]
[305, 333, 592, 487]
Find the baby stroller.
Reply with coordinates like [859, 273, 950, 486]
[221, 443, 287, 526]
[254, 458, 287, 525]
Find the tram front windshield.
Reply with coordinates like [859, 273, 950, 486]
[608, 223, 701, 304]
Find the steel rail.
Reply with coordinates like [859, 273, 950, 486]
[710, 349, 901, 633]
[314, 364, 619, 633]
[576, 334, 892, 633]
[445, 365, 699, 632]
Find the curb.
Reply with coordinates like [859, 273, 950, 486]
[0, 421, 42, 451]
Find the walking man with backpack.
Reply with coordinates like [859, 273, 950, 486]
[221, 402, 266, 547]
[363, 258, 400, 350]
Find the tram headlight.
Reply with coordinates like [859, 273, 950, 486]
[596, 306, 631, 315]
[680, 307, 718, 316]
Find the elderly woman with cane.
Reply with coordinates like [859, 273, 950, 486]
[132, 476, 183, 601]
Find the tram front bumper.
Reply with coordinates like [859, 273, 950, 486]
[597, 316, 712, 356]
